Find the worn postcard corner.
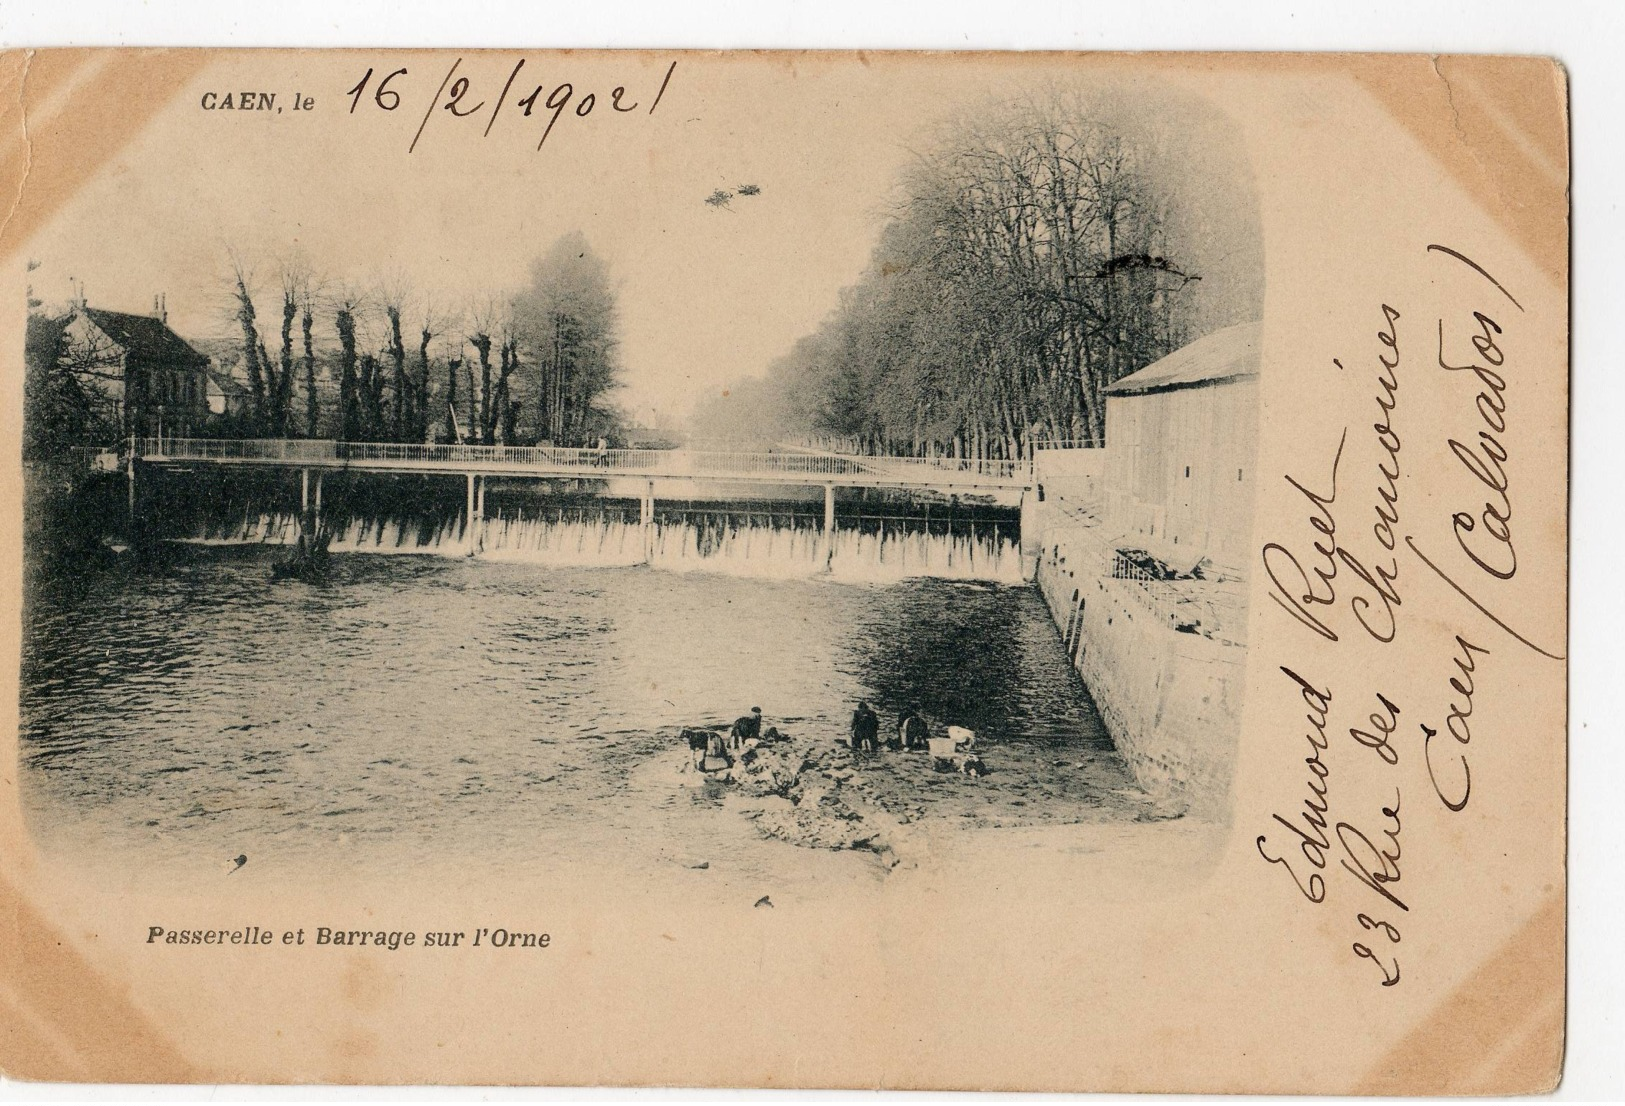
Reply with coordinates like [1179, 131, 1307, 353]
[0, 48, 1568, 1092]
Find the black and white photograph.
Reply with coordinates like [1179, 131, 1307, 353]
[20, 60, 1262, 890]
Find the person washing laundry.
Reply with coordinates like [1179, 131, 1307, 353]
[682, 727, 714, 769]
[729, 706, 763, 751]
[850, 701, 880, 752]
[897, 706, 929, 751]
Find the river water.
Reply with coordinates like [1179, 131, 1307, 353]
[20, 532, 1151, 886]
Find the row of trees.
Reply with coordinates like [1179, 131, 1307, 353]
[221, 231, 622, 448]
[24, 233, 625, 461]
[694, 90, 1243, 459]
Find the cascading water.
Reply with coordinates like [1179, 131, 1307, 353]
[180, 499, 1024, 584]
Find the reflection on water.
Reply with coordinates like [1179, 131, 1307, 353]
[20, 545, 1139, 879]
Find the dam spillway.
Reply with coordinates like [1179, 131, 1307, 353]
[119, 438, 1034, 582]
[134, 465, 1027, 585]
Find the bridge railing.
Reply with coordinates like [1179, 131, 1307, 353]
[137, 439, 1030, 484]
[139, 438, 340, 462]
[685, 451, 1026, 481]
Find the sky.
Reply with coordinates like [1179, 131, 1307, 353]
[26, 52, 1260, 427]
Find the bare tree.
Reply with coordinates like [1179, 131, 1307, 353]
[414, 302, 442, 444]
[333, 287, 364, 442]
[511, 233, 621, 446]
[466, 296, 513, 445]
[302, 286, 319, 438]
[752, 89, 1206, 459]
[271, 257, 317, 437]
[228, 253, 268, 430]
[374, 273, 414, 441]
[28, 313, 124, 452]
[497, 328, 521, 444]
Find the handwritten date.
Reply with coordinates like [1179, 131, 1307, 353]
[344, 57, 678, 154]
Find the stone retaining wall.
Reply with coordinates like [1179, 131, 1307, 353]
[1035, 516, 1246, 819]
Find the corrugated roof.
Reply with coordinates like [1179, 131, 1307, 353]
[81, 308, 209, 365]
[1102, 321, 1261, 397]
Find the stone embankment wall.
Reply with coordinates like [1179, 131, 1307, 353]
[1034, 507, 1246, 819]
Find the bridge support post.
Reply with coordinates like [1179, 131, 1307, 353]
[465, 472, 477, 557]
[475, 475, 486, 553]
[1019, 487, 1040, 581]
[823, 484, 836, 571]
[300, 468, 310, 532]
[314, 471, 323, 517]
[641, 480, 656, 564]
[126, 451, 137, 532]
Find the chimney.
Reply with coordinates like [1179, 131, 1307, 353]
[152, 293, 168, 324]
[69, 278, 86, 311]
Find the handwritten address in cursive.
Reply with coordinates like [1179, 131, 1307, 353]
[1255, 244, 1560, 989]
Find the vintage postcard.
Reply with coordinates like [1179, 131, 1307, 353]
[0, 50, 1567, 1092]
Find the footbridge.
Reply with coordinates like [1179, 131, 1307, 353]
[136, 438, 1031, 491]
[131, 438, 1038, 562]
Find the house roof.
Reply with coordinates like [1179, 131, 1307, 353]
[1103, 321, 1262, 397]
[81, 308, 210, 366]
[204, 367, 252, 397]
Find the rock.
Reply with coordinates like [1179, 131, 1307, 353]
[728, 742, 808, 799]
[749, 790, 878, 852]
[689, 861, 710, 870]
[662, 730, 906, 857]
[796, 785, 834, 810]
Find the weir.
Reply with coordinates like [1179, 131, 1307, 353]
[130, 438, 1038, 580]
[142, 464, 1027, 584]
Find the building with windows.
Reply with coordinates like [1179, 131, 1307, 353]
[58, 297, 212, 442]
[1100, 320, 1260, 576]
[1034, 321, 1260, 816]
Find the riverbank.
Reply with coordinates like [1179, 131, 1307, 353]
[1032, 498, 1248, 819]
